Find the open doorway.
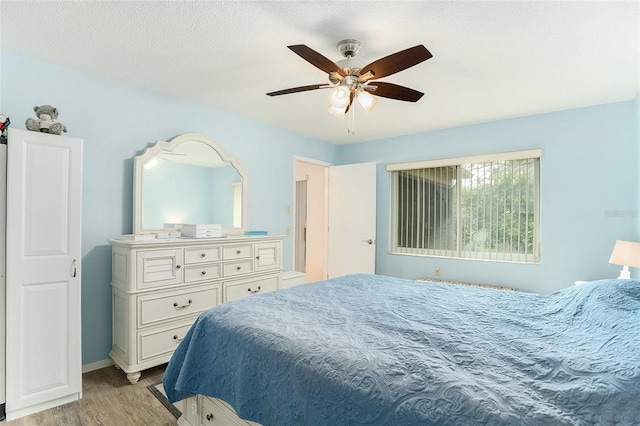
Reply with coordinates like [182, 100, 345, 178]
[294, 179, 307, 272]
[293, 158, 377, 282]
[293, 158, 329, 282]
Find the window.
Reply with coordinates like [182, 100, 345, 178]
[387, 150, 541, 263]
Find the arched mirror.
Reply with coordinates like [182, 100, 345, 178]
[133, 133, 248, 234]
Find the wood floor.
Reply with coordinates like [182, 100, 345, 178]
[3, 364, 177, 426]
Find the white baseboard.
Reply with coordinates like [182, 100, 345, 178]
[82, 358, 113, 374]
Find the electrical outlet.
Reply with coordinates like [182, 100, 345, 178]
[435, 265, 441, 276]
[285, 225, 290, 235]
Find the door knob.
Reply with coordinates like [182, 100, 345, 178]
[362, 239, 374, 245]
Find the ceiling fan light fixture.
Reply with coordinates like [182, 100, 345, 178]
[144, 158, 159, 170]
[329, 86, 351, 109]
[269, 40, 432, 134]
[327, 104, 347, 118]
[356, 91, 379, 113]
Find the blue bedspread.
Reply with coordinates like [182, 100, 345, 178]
[164, 274, 640, 425]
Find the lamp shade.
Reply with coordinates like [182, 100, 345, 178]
[609, 240, 640, 267]
[329, 86, 351, 109]
[356, 91, 379, 113]
[327, 105, 347, 118]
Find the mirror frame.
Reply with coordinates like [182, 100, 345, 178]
[133, 132, 249, 235]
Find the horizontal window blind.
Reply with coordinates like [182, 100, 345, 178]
[389, 150, 540, 263]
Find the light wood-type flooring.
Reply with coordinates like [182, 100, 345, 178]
[3, 364, 176, 426]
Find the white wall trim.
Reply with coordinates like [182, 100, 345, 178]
[293, 155, 332, 168]
[82, 358, 114, 374]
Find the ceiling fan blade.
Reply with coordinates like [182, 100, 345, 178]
[367, 81, 424, 102]
[266, 84, 328, 96]
[288, 45, 346, 76]
[345, 91, 355, 114]
[360, 45, 432, 80]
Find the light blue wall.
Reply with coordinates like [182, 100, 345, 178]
[338, 100, 640, 294]
[0, 51, 338, 366]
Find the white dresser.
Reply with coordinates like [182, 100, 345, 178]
[109, 234, 283, 384]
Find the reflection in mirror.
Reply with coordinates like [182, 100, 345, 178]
[133, 133, 248, 234]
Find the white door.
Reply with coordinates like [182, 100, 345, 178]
[6, 129, 83, 420]
[327, 162, 377, 279]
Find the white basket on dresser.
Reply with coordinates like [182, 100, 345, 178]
[109, 234, 284, 384]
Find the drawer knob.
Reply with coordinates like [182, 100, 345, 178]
[206, 413, 214, 421]
[173, 299, 193, 309]
[256, 255, 260, 260]
[176, 265, 181, 269]
[173, 335, 183, 343]
[201, 270, 207, 276]
[236, 266, 242, 270]
[236, 249, 241, 254]
[201, 253, 206, 258]
[247, 286, 261, 294]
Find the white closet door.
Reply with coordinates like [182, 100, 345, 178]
[5, 129, 83, 420]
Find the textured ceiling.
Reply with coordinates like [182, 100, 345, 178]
[1, 1, 639, 145]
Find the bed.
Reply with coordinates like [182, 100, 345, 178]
[163, 273, 640, 425]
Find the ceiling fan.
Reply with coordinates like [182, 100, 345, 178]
[266, 39, 433, 132]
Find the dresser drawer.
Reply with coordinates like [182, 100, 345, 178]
[223, 260, 253, 277]
[184, 246, 222, 264]
[224, 275, 279, 302]
[201, 396, 253, 426]
[223, 244, 252, 260]
[138, 285, 221, 328]
[184, 264, 222, 283]
[138, 322, 193, 363]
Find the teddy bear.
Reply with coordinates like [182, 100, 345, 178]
[0, 113, 10, 143]
[25, 105, 68, 135]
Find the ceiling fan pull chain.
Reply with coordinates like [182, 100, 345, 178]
[348, 106, 355, 135]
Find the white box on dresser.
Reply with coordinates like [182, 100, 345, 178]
[109, 234, 283, 384]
